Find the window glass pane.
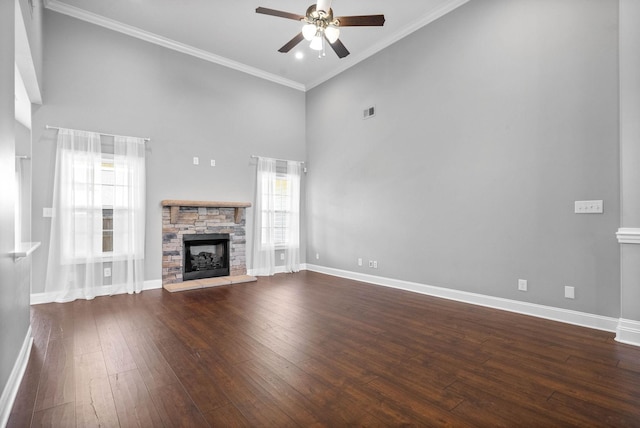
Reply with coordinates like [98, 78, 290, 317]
[102, 208, 113, 253]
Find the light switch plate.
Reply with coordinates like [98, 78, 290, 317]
[575, 200, 603, 214]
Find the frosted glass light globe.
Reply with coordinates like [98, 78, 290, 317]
[325, 25, 340, 43]
[302, 23, 317, 41]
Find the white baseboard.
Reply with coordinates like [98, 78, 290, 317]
[248, 263, 309, 277]
[305, 264, 620, 333]
[616, 319, 640, 346]
[0, 327, 33, 428]
[31, 279, 163, 305]
[143, 279, 162, 291]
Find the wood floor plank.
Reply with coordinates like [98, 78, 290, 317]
[12, 271, 640, 427]
[548, 391, 640, 427]
[195, 350, 299, 427]
[233, 358, 330, 426]
[202, 403, 251, 427]
[31, 402, 75, 427]
[109, 369, 164, 428]
[33, 339, 75, 412]
[93, 300, 138, 375]
[72, 300, 102, 356]
[154, 335, 231, 413]
[45, 303, 75, 342]
[123, 328, 179, 391]
[148, 382, 209, 428]
[74, 351, 119, 427]
[238, 352, 375, 425]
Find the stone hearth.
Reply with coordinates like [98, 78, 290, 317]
[161, 200, 256, 292]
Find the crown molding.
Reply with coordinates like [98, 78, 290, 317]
[306, 0, 471, 90]
[44, 0, 470, 92]
[43, 0, 306, 91]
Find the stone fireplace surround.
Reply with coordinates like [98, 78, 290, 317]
[161, 200, 256, 292]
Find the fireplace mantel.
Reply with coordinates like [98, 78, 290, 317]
[161, 200, 251, 224]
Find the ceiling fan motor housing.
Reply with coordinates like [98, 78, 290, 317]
[304, 4, 338, 29]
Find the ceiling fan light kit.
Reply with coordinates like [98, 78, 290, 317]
[256, 1, 385, 59]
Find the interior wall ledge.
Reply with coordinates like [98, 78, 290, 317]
[616, 227, 640, 244]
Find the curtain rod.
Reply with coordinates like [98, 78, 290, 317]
[46, 125, 150, 142]
[250, 155, 305, 165]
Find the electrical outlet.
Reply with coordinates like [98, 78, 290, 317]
[210, 159, 216, 167]
[518, 279, 527, 291]
[373, 261, 378, 269]
[315, 253, 320, 260]
[280, 253, 284, 261]
[368, 260, 374, 268]
[193, 156, 199, 165]
[104, 267, 112, 278]
[565, 286, 575, 299]
[358, 258, 362, 266]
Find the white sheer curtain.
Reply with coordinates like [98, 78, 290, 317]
[45, 129, 104, 302]
[284, 161, 301, 272]
[251, 157, 277, 276]
[110, 136, 146, 295]
[45, 129, 146, 302]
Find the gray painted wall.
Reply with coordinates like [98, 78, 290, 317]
[1, 0, 31, 405]
[31, 11, 306, 294]
[306, 0, 621, 317]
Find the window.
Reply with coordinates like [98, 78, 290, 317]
[64, 150, 139, 261]
[269, 173, 292, 247]
[260, 172, 293, 248]
[252, 157, 301, 275]
[101, 159, 114, 253]
[65, 155, 115, 258]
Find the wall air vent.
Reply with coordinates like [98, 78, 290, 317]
[363, 106, 376, 119]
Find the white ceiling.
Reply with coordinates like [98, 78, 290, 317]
[44, 0, 469, 91]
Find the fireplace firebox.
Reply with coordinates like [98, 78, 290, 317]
[183, 233, 230, 281]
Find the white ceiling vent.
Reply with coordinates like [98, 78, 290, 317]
[363, 106, 376, 119]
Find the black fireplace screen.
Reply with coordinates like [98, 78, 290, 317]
[183, 233, 230, 280]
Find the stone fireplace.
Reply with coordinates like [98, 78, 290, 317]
[161, 200, 256, 292]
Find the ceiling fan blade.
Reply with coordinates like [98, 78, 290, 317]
[278, 32, 305, 53]
[326, 36, 350, 58]
[255, 7, 305, 21]
[335, 15, 386, 27]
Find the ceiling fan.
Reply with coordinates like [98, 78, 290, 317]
[256, 0, 385, 58]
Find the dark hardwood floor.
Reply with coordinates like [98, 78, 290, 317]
[7, 271, 640, 427]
